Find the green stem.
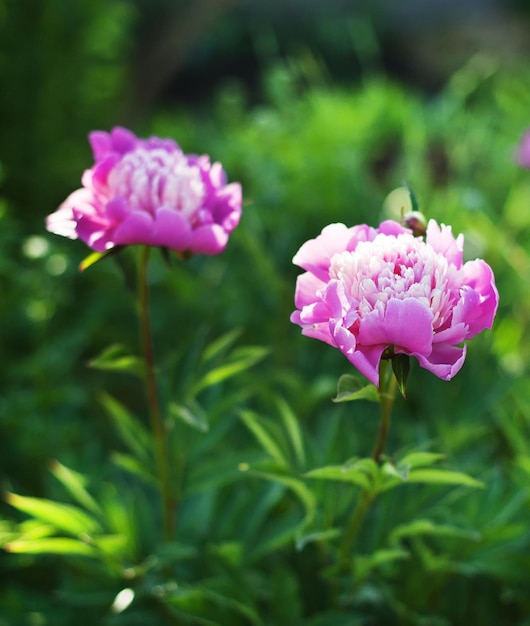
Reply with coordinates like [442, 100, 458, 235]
[138, 246, 173, 540]
[372, 359, 397, 463]
[337, 359, 397, 572]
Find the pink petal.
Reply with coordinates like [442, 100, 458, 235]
[113, 211, 155, 246]
[412, 344, 467, 381]
[293, 272, 326, 311]
[189, 224, 229, 254]
[358, 298, 434, 356]
[459, 259, 499, 337]
[426, 220, 463, 268]
[292, 223, 356, 281]
[150, 207, 192, 250]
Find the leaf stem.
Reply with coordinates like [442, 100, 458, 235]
[138, 246, 173, 540]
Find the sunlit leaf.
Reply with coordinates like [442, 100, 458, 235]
[332, 374, 379, 403]
[192, 346, 269, 395]
[50, 461, 102, 517]
[79, 247, 123, 272]
[406, 468, 484, 489]
[88, 344, 145, 377]
[5, 537, 98, 556]
[398, 451, 446, 469]
[6, 492, 101, 536]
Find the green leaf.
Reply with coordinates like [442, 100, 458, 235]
[276, 397, 306, 468]
[166, 585, 263, 625]
[295, 527, 341, 550]
[239, 410, 288, 467]
[192, 346, 269, 395]
[201, 328, 243, 363]
[398, 451, 446, 469]
[50, 461, 102, 517]
[100, 392, 152, 463]
[111, 452, 157, 486]
[391, 354, 410, 398]
[5, 537, 98, 556]
[390, 518, 481, 545]
[168, 402, 209, 433]
[304, 458, 379, 491]
[240, 464, 316, 525]
[406, 468, 485, 489]
[1, 520, 55, 546]
[79, 247, 123, 272]
[354, 548, 410, 581]
[332, 374, 379, 403]
[6, 492, 101, 536]
[88, 344, 145, 377]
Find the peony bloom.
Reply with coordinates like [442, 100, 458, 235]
[516, 129, 530, 169]
[46, 127, 242, 255]
[291, 219, 498, 387]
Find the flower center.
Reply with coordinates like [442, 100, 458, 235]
[108, 147, 205, 221]
[329, 232, 461, 331]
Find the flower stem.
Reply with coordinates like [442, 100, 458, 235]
[337, 359, 397, 572]
[138, 246, 173, 540]
[372, 359, 397, 463]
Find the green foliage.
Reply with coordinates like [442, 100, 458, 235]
[2, 6, 530, 622]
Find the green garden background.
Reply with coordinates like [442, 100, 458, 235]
[2, 1, 530, 624]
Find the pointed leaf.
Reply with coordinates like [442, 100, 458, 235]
[391, 354, 410, 398]
[304, 465, 371, 490]
[354, 548, 410, 581]
[50, 461, 102, 517]
[295, 527, 341, 550]
[5, 537, 98, 556]
[240, 464, 316, 524]
[239, 410, 288, 467]
[398, 451, 446, 469]
[79, 247, 123, 272]
[192, 347, 269, 395]
[88, 344, 145, 377]
[407, 468, 484, 489]
[201, 328, 243, 363]
[168, 402, 209, 433]
[100, 392, 151, 463]
[332, 374, 379, 403]
[390, 518, 481, 545]
[111, 452, 157, 485]
[6, 493, 101, 536]
[276, 397, 306, 468]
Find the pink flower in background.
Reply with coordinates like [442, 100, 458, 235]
[291, 220, 498, 386]
[46, 127, 242, 255]
[516, 129, 530, 169]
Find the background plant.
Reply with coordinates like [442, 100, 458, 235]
[2, 2, 530, 624]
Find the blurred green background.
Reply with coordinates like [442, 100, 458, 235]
[2, 0, 530, 624]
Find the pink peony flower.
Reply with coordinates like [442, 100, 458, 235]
[291, 219, 498, 386]
[516, 129, 530, 169]
[46, 127, 242, 255]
